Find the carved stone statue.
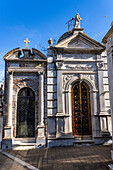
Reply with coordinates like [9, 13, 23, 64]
[75, 13, 82, 28]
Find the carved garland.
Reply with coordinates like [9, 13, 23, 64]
[65, 65, 93, 69]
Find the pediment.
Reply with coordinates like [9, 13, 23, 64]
[54, 32, 105, 50]
[3, 48, 21, 60]
[32, 48, 46, 60]
[3, 48, 47, 61]
[67, 37, 95, 48]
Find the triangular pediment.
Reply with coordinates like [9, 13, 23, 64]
[67, 36, 95, 48]
[54, 32, 105, 50]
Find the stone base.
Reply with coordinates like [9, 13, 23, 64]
[2, 139, 12, 149]
[111, 150, 113, 160]
[94, 136, 112, 145]
[36, 138, 46, 148]
[37, 125, 45, 138]
[0, 117, 3, 145]
[4, 126, 13, 139]
[48, 138, 74, 147]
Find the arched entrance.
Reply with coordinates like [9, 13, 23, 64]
[16, 87, 35, 138]
[71, 81, 92, 136]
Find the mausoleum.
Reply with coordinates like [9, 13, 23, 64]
[1, 14, 112, 149]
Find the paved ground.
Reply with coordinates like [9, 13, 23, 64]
[0, 152, 27, 170]
[0, 145, 113, 170]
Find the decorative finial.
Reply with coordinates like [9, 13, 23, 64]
[48, 38, 53, 47]
[75, 13, 82, 28]
[24, 38, 30, 49]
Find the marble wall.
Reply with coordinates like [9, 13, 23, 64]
[47, 45, 111, 146]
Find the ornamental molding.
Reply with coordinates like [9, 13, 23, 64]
[62, 54, 96, 59]
[63, 74, 96, 90]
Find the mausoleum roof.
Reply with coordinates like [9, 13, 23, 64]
[54, 29, 105, 51]
[3, 47, 47, 61]
[58, 30, 73, 43]
[102, 23, 113, 44]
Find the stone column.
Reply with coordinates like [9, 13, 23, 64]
[2, 72, 13, 149]
[97, 61, 108, 135]
[39, 72, 44, 126]
[37, 72, 45, 139]
[56, 62, 63, 114]
[97, 67, 106, 112]
[6, 72, 13, 127]
[56, 61, 64, 137]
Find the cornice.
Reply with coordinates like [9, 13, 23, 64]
[3, 47, 21, 60]
[102, 26, 113, 44]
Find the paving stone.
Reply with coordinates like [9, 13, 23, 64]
[2, 145, 113, 170]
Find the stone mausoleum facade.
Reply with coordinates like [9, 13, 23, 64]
[1, 14, 112, 149]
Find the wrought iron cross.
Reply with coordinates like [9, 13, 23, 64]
[24, 38, 30, 49]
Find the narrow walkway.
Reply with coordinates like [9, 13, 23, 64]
[2, 145, 113, 170]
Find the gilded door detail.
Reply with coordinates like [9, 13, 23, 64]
[16, 87, 35, 138]
[72, 81, 92, 136]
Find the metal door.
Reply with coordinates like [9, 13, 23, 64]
[72, 82, 92, 136]
[16, 87, 35, 138]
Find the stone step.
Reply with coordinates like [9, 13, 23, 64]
[74, 135, 92, 140]
[13, 138, 36, 144]
[13, 145, 36, 150]
[12, 142, 37, 150]
[74, 140, 94, 147]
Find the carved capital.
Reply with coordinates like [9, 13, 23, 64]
[38, 70, 44, 75]
[56, 62, 63, 69]
[7, 71, 13, 80]
[97, 62, 104, 68]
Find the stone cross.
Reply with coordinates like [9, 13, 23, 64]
[24, 38, 30, 49]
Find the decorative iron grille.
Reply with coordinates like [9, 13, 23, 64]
[72, 82, 92, 136]
[17, 87, 35, 138]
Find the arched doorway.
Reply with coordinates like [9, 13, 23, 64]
[16, 87, 35, 138]
[71, 81, 92, 136]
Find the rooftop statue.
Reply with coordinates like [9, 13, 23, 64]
[75, 13, 82, 28]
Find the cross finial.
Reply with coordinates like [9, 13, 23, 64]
[24, 38, 30, 49]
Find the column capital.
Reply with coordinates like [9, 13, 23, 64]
[7, 71, 13, 78]
[38, 70, 44, 75]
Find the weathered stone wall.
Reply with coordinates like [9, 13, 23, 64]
[0, 82, 4, 148]
[12, 73, 40, 137]
[3, 50, 47, 140]
[102, 24, 113, 160]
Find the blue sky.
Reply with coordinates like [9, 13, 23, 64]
[0, 0, 113, 81]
